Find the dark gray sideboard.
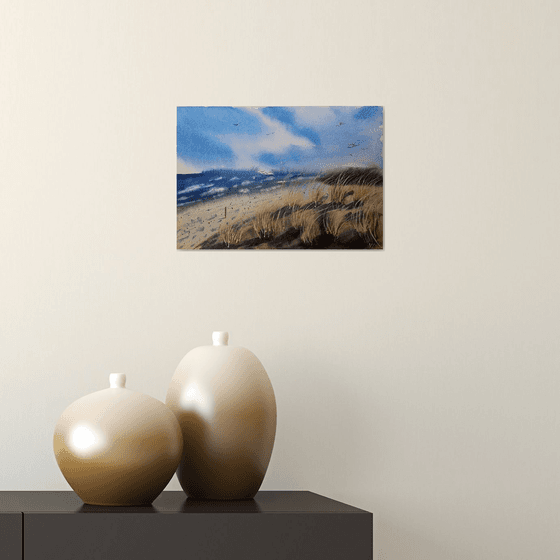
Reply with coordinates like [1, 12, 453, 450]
[0, 491, 372, 559]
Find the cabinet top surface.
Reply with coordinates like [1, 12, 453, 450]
[0, 491, 370, 514]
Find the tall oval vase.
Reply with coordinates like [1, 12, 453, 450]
[166, 332, 277, 500]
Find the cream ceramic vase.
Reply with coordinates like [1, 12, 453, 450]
[166, 332, 277, 500]
[53, 373, 183, 506]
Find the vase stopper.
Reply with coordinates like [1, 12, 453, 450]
[109, 373, 126, 388]
[212, 331, 229, 346]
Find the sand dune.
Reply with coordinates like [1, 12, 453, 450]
[177, 166, 383, 250]
[177, 185, 310, 250]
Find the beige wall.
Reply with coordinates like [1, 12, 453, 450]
[1, 0, 559, 558]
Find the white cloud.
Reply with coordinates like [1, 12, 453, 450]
[217, 107, 314, 169]
[177, 157, 201, 174]
[291, 107, 337, 127]
[291, 106, 361, 129]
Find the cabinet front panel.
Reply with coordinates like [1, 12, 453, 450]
[0, 512, 22, 560]
[24, 512, 372, 560]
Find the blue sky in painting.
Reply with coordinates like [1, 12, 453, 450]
[177, 106, 383, 173]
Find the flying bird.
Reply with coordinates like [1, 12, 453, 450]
[233, 123, 239, 126]
[348, 143, 358, 148]
[336, 122, 345, 126]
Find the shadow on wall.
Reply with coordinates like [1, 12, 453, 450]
[273, 350, 380, 489]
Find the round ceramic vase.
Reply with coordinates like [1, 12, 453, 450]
[53, 373, 183, 506]
[166, 332, 277, 500]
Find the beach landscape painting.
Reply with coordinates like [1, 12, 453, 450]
[177, 106, 383, 250]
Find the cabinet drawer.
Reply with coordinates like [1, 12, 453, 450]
[0, 512, 22, 560]
[24, 512, 372, 560]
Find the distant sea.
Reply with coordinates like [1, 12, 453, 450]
[177, 169, 316, 207]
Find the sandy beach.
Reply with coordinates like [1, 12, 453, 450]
[177, 165, 383, 250]
[177, 184, 310, 250]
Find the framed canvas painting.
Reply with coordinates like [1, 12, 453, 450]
[177, 106, 383, 250]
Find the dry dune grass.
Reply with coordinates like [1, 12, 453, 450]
[253, 204, 287, 239]
[325, 209, 352, 237]
[328, 183, 350, 204]
[353, 207, 381, 246]
[251, 181, 382, 247]
[308, 185, 327, 205]
[350, 190, 384, 245]
[347, 185, 374, 203]
[219, 222, 241, 247]
[285, 189, 307, 208]
[219, 221, 252, 247]
[244, 180, 382, 248]
[361, 189, 383, 213]
[198, 166, 383, 249]
[290, 209, 321, 244]
[320, 164, 383, 187]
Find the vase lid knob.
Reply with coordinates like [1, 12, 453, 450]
[212, 332, 229, 346]
[109, 373, 126, 388]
